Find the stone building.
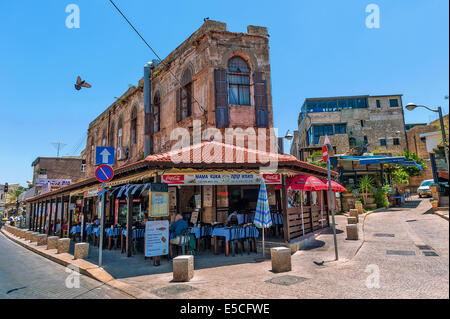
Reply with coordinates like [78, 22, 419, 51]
[292, 94, 408, 161]
[85, 20, 274, 176]
[31, 156, 86, 192]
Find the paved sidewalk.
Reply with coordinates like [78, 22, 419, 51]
[116, 199, 448, 299]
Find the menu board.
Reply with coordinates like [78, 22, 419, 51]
[145, 220, 169, 257]
[203, 185, 213, 207]
[149, 191, 169, 217]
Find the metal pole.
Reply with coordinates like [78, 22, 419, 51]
[438, 107, 449, 169]
[99, 183, 105, 267]
[327, 159, 339, 261]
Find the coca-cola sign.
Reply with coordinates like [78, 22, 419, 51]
[162, 174, 185, 185]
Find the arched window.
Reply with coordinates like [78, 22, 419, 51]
[90, 136, 95, 164]
[177, 69, 192, 122]
[117, 116, 123, 148]
[102, 129, 106, 146]
[153, 91, 160, 133]
[109, 121, 115, 147]
[227, 56, 250, 106]
[130, 106, 137, 145]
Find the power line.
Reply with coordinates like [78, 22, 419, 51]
[107, 0, 207, 116]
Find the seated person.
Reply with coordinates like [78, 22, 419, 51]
[93, 217, 100, 226]
[227, 211, 239, 225]
[55, 219, 61, 235]
[169, 214, 188, 245]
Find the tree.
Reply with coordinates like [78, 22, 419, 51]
[401, 150, 426, 177]
[392, 167, 409, 186]
[358, 175, 375, 205]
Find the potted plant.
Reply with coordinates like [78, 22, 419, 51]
[358, 175, 375, 207]
[431, 199, 439, 210]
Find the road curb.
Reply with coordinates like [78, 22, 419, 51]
[1, 228, 158, 299]
[434, 211, 449, 221]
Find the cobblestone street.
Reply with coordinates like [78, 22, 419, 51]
[116, 197, 449, 299]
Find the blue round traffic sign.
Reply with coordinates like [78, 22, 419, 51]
[95, 164, 114, 183]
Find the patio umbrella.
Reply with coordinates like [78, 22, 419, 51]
[320, 179, 346, 192]
[278, 175, 329, 191]
[254, 180, 272, 258]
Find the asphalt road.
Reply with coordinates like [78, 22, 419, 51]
[0, 231, 131, 299]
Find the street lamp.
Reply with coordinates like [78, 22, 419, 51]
[405, 103, 449, 168]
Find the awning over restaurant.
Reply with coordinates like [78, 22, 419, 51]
[339, 156, 422, 170]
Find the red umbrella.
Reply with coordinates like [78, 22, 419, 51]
[321, 179, 346, 192]
[275, 175, 329, 191]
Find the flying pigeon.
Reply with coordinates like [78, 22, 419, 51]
[74, 76, 92, 90]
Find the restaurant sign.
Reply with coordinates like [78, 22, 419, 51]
[144, 220, 169, 257]
[35, 178, 72, 187]
[149, 183, 169, 217]
[162, 174, 281, 185]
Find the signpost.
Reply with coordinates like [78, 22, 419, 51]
[95, 147, 115, 268]
[323, 135, 338, 261]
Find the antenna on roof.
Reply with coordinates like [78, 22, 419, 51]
[51, 142, 67, 157]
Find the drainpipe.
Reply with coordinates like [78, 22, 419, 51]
[144, 62, 153, 157]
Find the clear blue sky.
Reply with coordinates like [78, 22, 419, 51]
[0, 0, 448, 186]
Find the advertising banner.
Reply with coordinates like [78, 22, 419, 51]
[162, 174, 281, 185]
[144, 220, 169, 257]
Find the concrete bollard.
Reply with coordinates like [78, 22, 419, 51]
[36, 234, 47, 246]
[346, 224, 359, 240]
[29, 232, 38, 243]
[173, 255, 194, 282]
[270, 247, 292, 273]
[347, 216, 358, 225]
[47, 236, 59, 250]
[57, 238, 71, 254]
[349, 209, 359, 223]
[74, 243, 89, 259]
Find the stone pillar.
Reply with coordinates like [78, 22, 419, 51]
[270, 247, 292, 273]
[30, 232, 39, 243]
[36, 234, 47, 246]
[74, 243, 89, 259]
[57, 238, 71, 254]
[355, 202, 363, 215]
[349, 209, 359, 223]
[47, 236, 59, 250]
[347, 216, 358, 225]
[173, 255, 194, 282]
[346, 224, 358, 240]
[24, 230, 33, 241]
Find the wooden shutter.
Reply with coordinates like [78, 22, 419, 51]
[214, 69, 229, 128]
[254, 72, 268, 128]
[176, 88, 181, 122]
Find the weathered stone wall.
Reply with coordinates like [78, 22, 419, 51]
[407, 125, 436, 159]
[32, 158, 85, 183]
[296, 95, 407, 159]
[85, 20, 274, 175]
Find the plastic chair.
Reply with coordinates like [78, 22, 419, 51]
[172, 228, 193, 256]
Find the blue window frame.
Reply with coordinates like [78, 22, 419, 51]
[334, 124, 346, 134]
[313, 125, 333, 144]
[376, 100, 381, 108]
[389, 99, 399, 107]
[380, 139, 387, 146]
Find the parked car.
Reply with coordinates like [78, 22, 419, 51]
[417, 179, 434, 198]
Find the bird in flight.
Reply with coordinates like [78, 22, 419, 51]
[75, 76, 92, 90]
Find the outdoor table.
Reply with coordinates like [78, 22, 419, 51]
[121, 228, 145, 253]
[211, 226, 259, 256]
[191, 226, 213, 251]
[106, 227, 122, 250]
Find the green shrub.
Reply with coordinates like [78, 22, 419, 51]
[375, 188, 390, 208]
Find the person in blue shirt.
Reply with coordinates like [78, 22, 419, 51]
[169, 214, 188, 244]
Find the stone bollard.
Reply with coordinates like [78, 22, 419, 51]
[30, 232, 40, 243]
[23, 231, 31, 241]
[346, 224, 359, 240]
[57, 238, 71, 254]
[349, 209, 359, 223]
[36, 234, 47, 246]
[173, 255, 194, 282]
[347, 216, 358, 225]
[74, 243, 89, 259]
[47, 236, 59, 250]
[271, 247, 292, 273]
